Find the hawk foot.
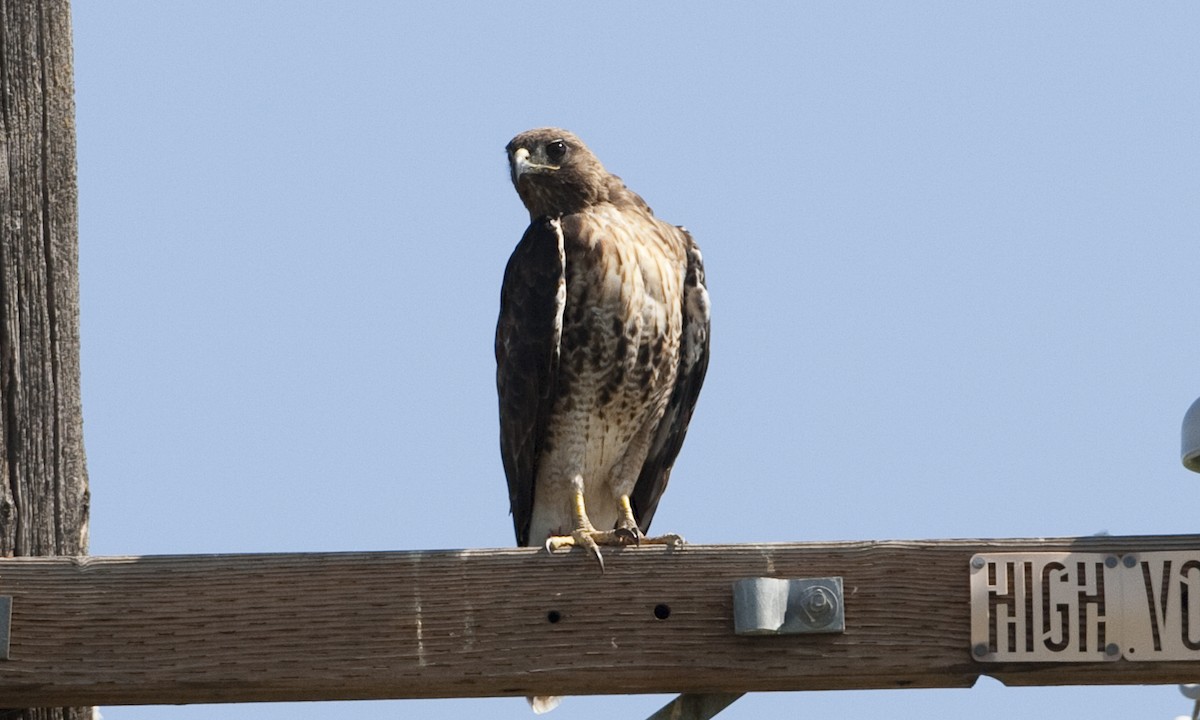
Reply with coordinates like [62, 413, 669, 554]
[611, 522, 686, 548]
[543, 528, 686, 572]
[641, 531, 686, 546]
[613, 526, 641, 545]
[544, 527, 647, 572]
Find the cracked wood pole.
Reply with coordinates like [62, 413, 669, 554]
[1, 0, 91, 719]
[2, 535, 1200, 707]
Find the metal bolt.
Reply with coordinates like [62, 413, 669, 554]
[1123, 555, 1137, 568]
[1105, 643, 1120, 657]
[973, 643, 989, 658]
[1105, 556, 1118, 568]
[797, 586, 838, 628]
[971, 556, 986, 570]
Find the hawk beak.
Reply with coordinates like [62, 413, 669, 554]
[510, 147, 559, 185]
[511, 147, 534, 183]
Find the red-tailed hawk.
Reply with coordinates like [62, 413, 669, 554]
[496, 128, 710, 572]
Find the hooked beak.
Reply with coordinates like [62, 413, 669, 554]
[509, 147, 559, 185]
[511, 147, 534, 184]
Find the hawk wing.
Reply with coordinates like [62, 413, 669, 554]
[496, 217, 565, 547]
[630, 228, 711, 532]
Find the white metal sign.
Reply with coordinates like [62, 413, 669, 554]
[970, 551, 1200, 662]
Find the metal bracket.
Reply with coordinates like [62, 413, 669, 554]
[732, 577, 845, 635]
[0, 595, 10, 660]
[638, 578, 845, 719]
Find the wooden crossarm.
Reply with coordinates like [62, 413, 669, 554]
[2, 536, 1199, 707]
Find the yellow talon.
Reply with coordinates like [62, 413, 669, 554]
[543, 490, 686, 571]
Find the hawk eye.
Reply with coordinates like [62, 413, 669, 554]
[545, 139, 568, 163]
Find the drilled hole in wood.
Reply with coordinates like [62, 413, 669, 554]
[547, 610, 562, 624]
[653, 603, 671, 620]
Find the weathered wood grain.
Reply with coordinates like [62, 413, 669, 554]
[1, 536, 1199, 707]
[0, 0, 89, 563]
[1, 1, 90, 718]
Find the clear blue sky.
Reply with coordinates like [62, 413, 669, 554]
[73, 3, 1199, 719]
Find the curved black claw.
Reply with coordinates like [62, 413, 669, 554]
[544, 530, 607, 573]
[613, 526, 642, 546]
[588, 543, 606, 573]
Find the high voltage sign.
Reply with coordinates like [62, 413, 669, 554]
[970, 551, 1200, 662]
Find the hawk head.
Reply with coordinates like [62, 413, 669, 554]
[506, 128, 612, 219]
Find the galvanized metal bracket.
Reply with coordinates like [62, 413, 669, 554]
[0, 595, 11, 660]
[733, 576, 845, 635]
[639, 578, 845, 719]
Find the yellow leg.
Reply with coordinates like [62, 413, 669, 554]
[613, 495, 641, 544]
[545, 484, 605, 570]
[619, 495, 637, 526]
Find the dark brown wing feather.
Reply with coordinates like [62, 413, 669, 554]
[630, 229, 710, 532]
[496, 218, 565, 546]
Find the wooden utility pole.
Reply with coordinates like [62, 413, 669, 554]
[0, 0, 91, 718]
